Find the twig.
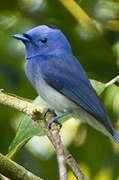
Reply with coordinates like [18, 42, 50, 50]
[0, 174, 9, 180]
[40, 122, 87, 180]
[0, 90, 87, 180]
[0, 90, 45, 118]
[59, 0, 101, 33]
[45, 112, 67, 180]
[106, 75, 119, 87]
[51, 125, 67, 180]
[0, 153, 43, 180]
[65, 150, 87, 180]
[60, 0, 93, 26]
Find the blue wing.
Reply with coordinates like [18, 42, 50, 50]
[38, 54, 113, 134]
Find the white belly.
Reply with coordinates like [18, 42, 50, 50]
[35, 76, 78, 112]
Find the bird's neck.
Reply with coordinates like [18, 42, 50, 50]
[26, 51, 72, 60]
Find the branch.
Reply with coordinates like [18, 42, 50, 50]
[45, 112, 67, 180]
[0, 153, 42, 180]
[51, 125, 67, 180]
[106, 75, 119, 87]
[64, 150, 87, 180]
[40, 121, 87, 180]
[0, 90, 45, 118]
[45, 114, 87, 180]
[0, 90, 87, 180]
[59, 0, 101, 33]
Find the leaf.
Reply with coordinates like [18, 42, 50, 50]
[8, 96, 47, 157]
[8, 115, 44, 157]
[91, 79, 105, 95]
[8, 76, 119, 157]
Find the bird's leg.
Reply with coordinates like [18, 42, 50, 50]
[42, 108, 69, 129]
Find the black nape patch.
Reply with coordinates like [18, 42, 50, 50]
[47, 25, 59, 30]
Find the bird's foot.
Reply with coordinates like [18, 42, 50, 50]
[48, 116, 62, 129]
[42, 108, 62, 128]
[42, 108, 56, 120]
[48, 111, 70, 129]
[43, 109, 70, 129]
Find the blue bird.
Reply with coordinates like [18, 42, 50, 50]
[13, 25, 119, 144]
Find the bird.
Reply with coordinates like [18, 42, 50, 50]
[12, 25, 119, 144]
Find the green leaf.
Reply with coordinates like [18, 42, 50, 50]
[8, 96, 47, 157]
[90, 79, 105, 95]
[8, 115, 44, 157]
[8, 76, 119, 157]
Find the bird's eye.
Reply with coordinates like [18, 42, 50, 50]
[40, 38, 47, 43]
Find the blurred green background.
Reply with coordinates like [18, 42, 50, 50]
[0, 0, 119, 179]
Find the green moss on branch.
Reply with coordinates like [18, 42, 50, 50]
[0, 153, 43, 180]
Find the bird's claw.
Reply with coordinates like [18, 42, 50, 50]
[42, 108, 56, 120]
[42, 108, 62, 128]
[48, 118, 62, 129]
[42, 108, 68, 129]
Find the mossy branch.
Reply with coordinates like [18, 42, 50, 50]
[0, 153, 43, 180]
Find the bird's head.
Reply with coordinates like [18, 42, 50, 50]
[13, 25, 72, 59]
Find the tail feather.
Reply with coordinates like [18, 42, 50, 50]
[113, 130, 119, 144]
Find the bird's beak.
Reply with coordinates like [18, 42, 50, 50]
[12, 34, 30, 42]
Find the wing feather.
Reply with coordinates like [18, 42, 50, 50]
[39, 54, 113, 133]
